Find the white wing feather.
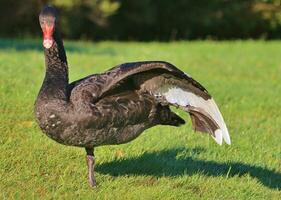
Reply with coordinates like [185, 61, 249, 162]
[163, 87, 231, 145]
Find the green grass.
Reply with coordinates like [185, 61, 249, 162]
[0, 39, 280, 199]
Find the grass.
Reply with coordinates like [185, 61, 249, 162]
[0, 39, 280, 199]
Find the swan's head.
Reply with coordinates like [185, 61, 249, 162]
[39, 6, 58, 49]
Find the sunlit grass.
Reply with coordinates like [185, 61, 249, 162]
[0, 39, 280, 199]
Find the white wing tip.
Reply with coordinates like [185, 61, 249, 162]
[213, 129, 223, 145]
[208, 98, 231, 145]
[222, 129, 231, 145]
[213, 129, 231, 145]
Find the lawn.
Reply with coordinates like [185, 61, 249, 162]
[0, 39, 280, 199]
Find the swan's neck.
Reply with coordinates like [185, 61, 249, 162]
[39, 32, 69, 101]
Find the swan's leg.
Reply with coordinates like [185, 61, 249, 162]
[85, 147, 97, 187]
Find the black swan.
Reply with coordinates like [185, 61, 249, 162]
[35, 6, 231, 187]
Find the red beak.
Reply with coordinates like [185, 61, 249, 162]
[42, 25, 54, 49]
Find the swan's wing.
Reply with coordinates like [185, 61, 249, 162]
[71, 61, 208, 101]
[70, 61, 230, 145]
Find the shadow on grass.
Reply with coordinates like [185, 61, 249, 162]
[96, 148, 281, 190]
[0, 39, 116, 55]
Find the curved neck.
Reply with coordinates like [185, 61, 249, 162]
[39, 29, 69, 101]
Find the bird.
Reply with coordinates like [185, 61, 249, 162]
[34, 6, 231, 187]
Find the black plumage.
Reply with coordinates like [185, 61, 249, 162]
[35, 6, 230, 187]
